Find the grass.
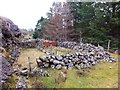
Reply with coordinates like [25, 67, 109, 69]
[11, 48, 119, 88]
[16, 48, 46, 68]
[43, 46, 77, 55]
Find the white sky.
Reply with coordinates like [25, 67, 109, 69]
[0, 0, 65, 29]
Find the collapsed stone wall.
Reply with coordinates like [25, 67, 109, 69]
[0, 16, 21, 50]
[20, 39, 39, 48]
[36, 41, 116, 70]
[0, 16, 21, 83]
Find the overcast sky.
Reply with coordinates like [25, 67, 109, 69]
[0, 0, 65, 29]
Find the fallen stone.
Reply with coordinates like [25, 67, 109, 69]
[56, 64, 62, 70]
[16, 77, 28, 89]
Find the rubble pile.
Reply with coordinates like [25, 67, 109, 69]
[0, 16, 21, 83]
[20, 39, 39, 48]
[0, 16, 21, 50]
[1, 56, 14, 83]
[16, 77, 28, 89]
[14, 67, 50, 77]
[59, 41, 77, 49]
[10, 46, 21, 65]
[36, 41, 116, 70]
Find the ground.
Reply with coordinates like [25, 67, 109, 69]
[9, 48, 119, 88]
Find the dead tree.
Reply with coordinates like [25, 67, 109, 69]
[44, 2, 74, 42]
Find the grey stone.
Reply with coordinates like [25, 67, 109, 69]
[69, 56, 73, 60]
[44, 63, 49, 68]
[62, 66, 67, 69]
[60, 61, 65, 65]
[50, 58, 54, 62]
[92, 61, 96, 65]
[20, 70, 28, 76]
[64, 59, 69, 63]
[0, 16, 21, 49]
[51, 65, 55, 69]
[16, 77, 28, 89]
[56, 64, 62, 70]
[42, 70, 49, 77]
[52, 55, 55, 59]
[68, 66, 74, 70]
[2, 56, 13, 81]
[56, 55, 63, 61]
[75, 65, 81, 70]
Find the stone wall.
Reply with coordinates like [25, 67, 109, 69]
[36, 41, 116, 70]
[20, 39, 39, 48]
[0, 16, 21, 84]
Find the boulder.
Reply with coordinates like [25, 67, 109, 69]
[1, 56, 14, 82]
[0, 16, 21, 83]
[0, 16, 21, 50]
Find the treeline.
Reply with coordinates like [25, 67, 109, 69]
[33, 2, 120, 50]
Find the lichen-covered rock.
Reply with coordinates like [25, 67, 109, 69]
[0, 16, 21, 83]
[1, 56, 14, 82]
[0, 16, 21, 37]
[0, 16, 21, 50]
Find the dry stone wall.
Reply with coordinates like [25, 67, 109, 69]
[0, 16, 21, 83]
[37, 41, 116, 70]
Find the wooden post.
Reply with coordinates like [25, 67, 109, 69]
[50, 44, 52, 55]
[79, 31, 82, 43]
[98, 43, 99, 47]
[80, 38, 82, 43]
[28, 57, 31, 73]
[107, 40, 111, 51]
[56, 47, 58, 55]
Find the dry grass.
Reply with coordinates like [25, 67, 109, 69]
[16, 47, 76, 68]
[44, 46, 77, 55]
[17, 48, 46, 68]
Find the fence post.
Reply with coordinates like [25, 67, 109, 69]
[107, 40, 111, 51]
[28, 57, 31, 73]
